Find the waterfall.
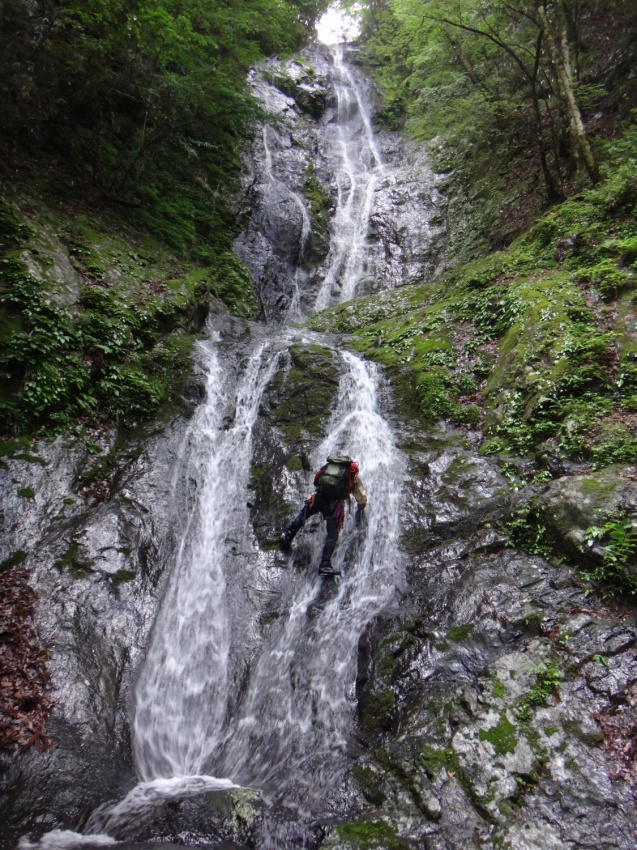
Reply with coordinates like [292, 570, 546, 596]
[213, 351, 402, 807]
[123, 44, 403, 837]
[21, 45, 407, 850]
[314, 45, 384, 311]
[132, 340, 282, 780]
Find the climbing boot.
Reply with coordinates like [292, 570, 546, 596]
[280, 529, 295, 550]
[318, 561, 340, 577]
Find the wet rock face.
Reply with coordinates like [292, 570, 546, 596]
[0, 419, 191, 844]
[251, 341, 340, 545]
[233, 46, 448, 322]
[345, 423, 637, 849]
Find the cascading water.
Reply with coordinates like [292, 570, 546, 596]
[132, 340, 282, 781]
[314, 45, 383, 311]
[213, 350, 402, 807]
[20, 44, 408, 850]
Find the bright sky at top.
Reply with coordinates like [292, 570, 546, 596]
[316, 4, 362, 44]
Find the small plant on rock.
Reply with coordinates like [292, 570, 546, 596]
[582, 516, 637, 596]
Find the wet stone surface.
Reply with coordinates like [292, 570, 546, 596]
[340, 424, 637, 850]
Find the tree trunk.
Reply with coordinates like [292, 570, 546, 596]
[538, 2, 600, 184]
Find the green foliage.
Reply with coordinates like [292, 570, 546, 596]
[358, 0, 636, 252]
[0, 248, 207, 434]
[517, 660, 562, 723]
[0, 0, 328, 257]
[313, 121, 636, 470]
[504, 504, 551, 556]
[583, 517, 637, 596]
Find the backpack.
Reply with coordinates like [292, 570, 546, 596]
[314, 454, 356, 500]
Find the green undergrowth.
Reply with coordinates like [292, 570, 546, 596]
[582, 515, 637, 596]
[0, 196, 258, 435]
[309, 124, 637, 471]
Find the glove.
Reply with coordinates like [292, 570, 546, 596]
[355, 505, 366, 526]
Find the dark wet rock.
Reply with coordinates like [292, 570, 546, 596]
[554, 232, 583, 262]
[233, 46, 447, 323]
[94, 788, 264, 847]
[250, 341, 340, 545]
[0, 418, 193, 841]
[348, 435, 637, 850]
[3, 46, 637, 850]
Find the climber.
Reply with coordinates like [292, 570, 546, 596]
[280, 454, 367, 576]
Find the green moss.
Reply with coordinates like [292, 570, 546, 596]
[419, 745, 458, 776]
[0, 197, 260, 437]
[308, 158, 637, 464]
[0, 438, 46, 468]
[543, 725, 559, 737]
[479, 714, 518, 756]
[303, 163, 331, 240]
[561, 719, 604, 747]
[517, 660, 562, 722]
[272, 344, 339, 447]
[490, 677, 506, 700]
[54, 540, 92, 579]
[359, 688, 396, 732]
[446, 623, 473, 643]
[108, 569, 136, 587]
[351, 765, 387, 807]
[335, 819, 410, 850]
[0, 550, 27, 573]
[16, 486, 35, 499]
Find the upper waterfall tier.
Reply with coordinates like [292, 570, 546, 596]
[233, 45, 448, 322]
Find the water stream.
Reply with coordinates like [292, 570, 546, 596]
[20, 45, 405, 850]
[132, 341, 282, 781]
[314, 45, 384, 311]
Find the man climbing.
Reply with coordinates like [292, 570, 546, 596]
[280, 454, 367, 576]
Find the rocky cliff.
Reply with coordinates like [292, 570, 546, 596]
[1, 44, 636, 850]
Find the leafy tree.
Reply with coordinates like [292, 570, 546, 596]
[358, 0, 613, 208]
[0, 0, 329, 254]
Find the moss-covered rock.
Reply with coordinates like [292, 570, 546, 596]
[308, 166, 636, 470]
[268, 343, 340, 447]
[0, 193, 257, 436]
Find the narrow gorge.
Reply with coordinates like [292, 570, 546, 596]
[1, 37, 636, 850]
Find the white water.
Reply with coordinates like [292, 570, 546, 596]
[314, 45, 384, 310]
[132, 341, 281, 780]
[213, 350, 403, 806]
[21, 47, 404, 850]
